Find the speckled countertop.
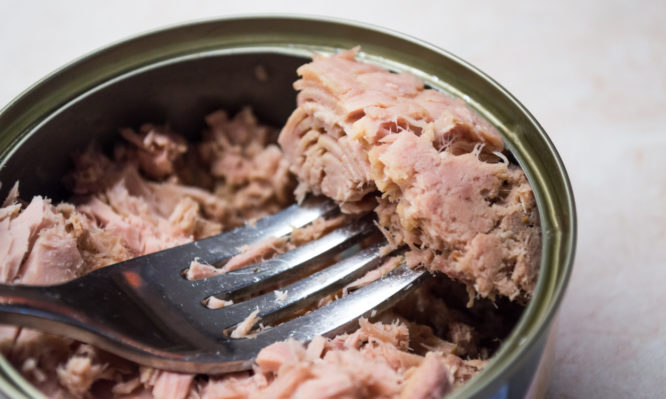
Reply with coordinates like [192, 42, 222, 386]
[1, 1, 664, 397]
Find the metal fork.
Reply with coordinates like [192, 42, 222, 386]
[0, 197, 427, 374]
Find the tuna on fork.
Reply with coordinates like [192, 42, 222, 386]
[279, 48, 540, 301]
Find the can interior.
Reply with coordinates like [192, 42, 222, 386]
[0, 52, 306, 201]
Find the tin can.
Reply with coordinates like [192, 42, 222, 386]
[0, 16, 576, 399]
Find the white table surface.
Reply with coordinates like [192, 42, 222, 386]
[1, 1, 664, 398]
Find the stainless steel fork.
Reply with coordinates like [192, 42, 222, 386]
[0, 197, 427, 374]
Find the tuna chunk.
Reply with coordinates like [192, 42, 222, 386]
[278, 49, 540, 300]
[196, 317, 484, 399]
[0, 196, 84, 285]
[120, 124, 187, 180]
[253, 321, 404, 399]
[230, 308, 261, 339]
[401, 353, 452, 399]
[0, 197, 61, 283]
[221, 236, 289, 273]
[151, 371, 194, 399]
[279, 48, 502, 206]
[255, 339, 306, 373]
[55, 345, 111, 396]
[200, 373, 263, 399]
[20, 224, 84, 285]
[250, 318, 479, 399]
[186, 259, 220, 280]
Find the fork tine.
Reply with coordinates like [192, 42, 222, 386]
[111, 196, 340, 278]
[186, 196, 339, 266]
[258, 265, 426, 339]
[186, 216, 377, 299]
[204, 265, 429, 373]
[205, 241, 388, 333]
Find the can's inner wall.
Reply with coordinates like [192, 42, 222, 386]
[1, 53, 306, 201]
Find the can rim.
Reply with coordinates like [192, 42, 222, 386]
[0, 15, 576, 399]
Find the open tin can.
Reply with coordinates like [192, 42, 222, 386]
[0, 16, 575, 399]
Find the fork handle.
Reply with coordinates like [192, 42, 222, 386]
[0, 282, 91, 350]
[0, 273, 211, 362]
[0, 282, 95, 336]
[0, 276, 160, 349]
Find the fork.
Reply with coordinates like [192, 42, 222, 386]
[0, 197, 427, 374]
